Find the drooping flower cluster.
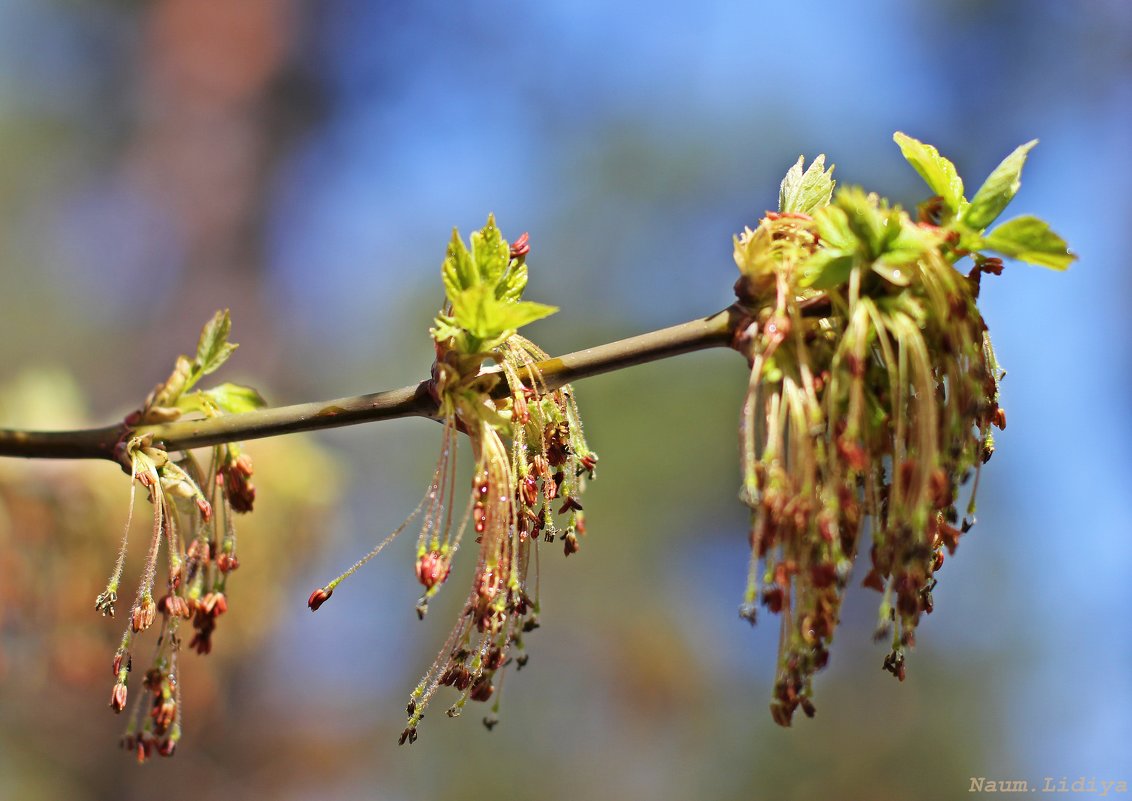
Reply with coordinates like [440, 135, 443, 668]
[730, 134, 1072, 726]
[308, 219, 596, 744]
[99, 311, 263, 761]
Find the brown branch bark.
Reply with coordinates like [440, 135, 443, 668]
[0, 304, 749, 461]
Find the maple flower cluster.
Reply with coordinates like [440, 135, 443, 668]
[82, 133, 1072, 759]
[729, 134, 1072, 725]
[97, 312, 263, 761]
[308, 218, 596, 743]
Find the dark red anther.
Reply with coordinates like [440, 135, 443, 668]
[476, 568, 498, 601]
[161, 594, 192, 620]
[836, 437, 869, 472]
[307, 587, 333, 611]
[454, 666, 472, 692]
[131, 598, 157, 633]
[800, 697, 816, 718]
[810, 563, 838, 589]
[761, 587, 784, 613]
[861, 569, 886, 592]
[929, 468, 951, 508]
[520, 476, 538, 507]
[937, 521, 962, 554]
[817, 512, 837, 543]
[110, 683, 128, 713]
[469, 677, 495, 703]
[512, 391, 530, 425]
[558, 496, 583, 515]
[189, 630, 213, 655]
[151, 698, 177, 730]
[485, 647, 506, 670]
[201, 592, 228, 617]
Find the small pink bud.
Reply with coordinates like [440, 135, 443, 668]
[509, 232, 530, 260]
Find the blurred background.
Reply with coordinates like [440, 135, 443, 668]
[0, 0, 1129, 799]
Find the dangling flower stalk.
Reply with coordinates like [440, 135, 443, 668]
[308, 220, 597, 744]
[98, 311, 266, 760]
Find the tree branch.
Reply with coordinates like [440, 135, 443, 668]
[0, 304, 747, 462]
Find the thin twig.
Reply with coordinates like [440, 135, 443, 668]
[0, 304, 747, 462]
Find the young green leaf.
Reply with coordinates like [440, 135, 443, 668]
[449, 284, 496, 339]
[733, 224, 776, 277]
[779, 155, 835, 216]
[497, 260, 529, 303]
[870, 260, 913, 286]
[442, 228, 478, 300]
[492, 300, 558, 333]
[836, 187, 889, 258]
[470, 214, 509, 287]
[892, 132, 964, 214]
[431, 315, 464, 345]
[800, 250, 855, 290]
[962, 140, 1037, 231]
[812, 205, 857, 252]
[450, 283, 557, 342]
[195, 310, 238, 378]
[879, 217, 941, 266]
[202, 383, 268, 415]
[979, 215, 1075, 270]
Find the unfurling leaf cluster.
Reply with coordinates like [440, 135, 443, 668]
[893, 132, 1073, 270]
[129, 310, 266, 427]
[433, 214, 557, 355]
